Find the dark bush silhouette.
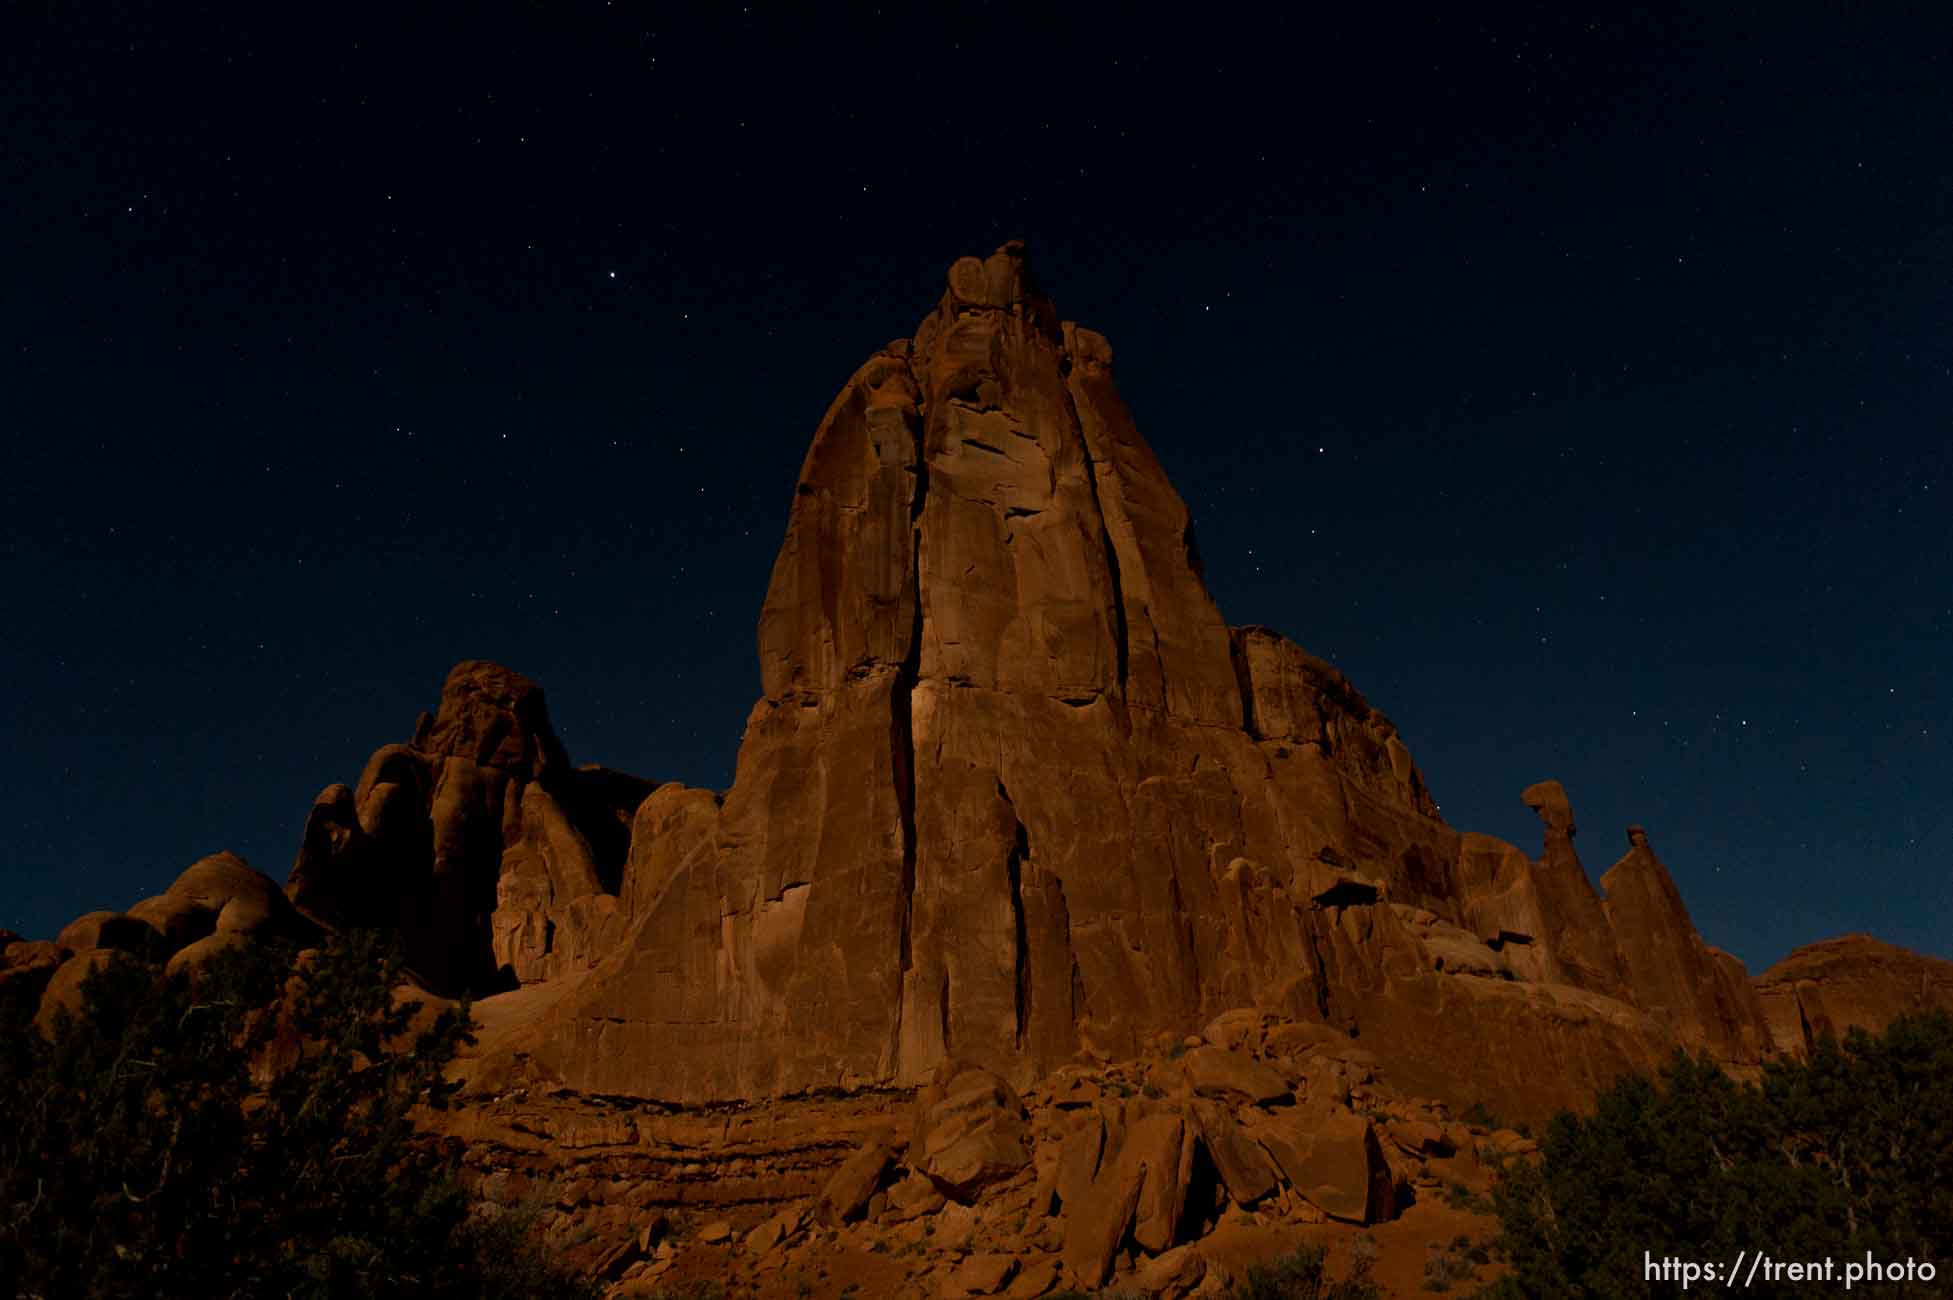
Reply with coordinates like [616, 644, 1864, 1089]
[0, 930, 597, 1299]
[1480, 1012, 1953, 1299]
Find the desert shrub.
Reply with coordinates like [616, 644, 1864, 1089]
[1423, 1244, 1478, 1291]
[1227, 1242, 1382, 1299]
[0, 929, 598, 1299]
[1479, 1011, 1953, 1299]
[641, 1283, 726, 1300]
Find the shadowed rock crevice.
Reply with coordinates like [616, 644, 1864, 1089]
[999, 781, 1033, 1051]
[890, 533, 927, 1077]
[886, 347, 930, 1079]
[1227, 633, 1261, 739]
[1069, 396, 1131, 699]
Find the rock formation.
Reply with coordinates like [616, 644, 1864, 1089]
[286, 660, 659, 994]
[442, 1006, 1529, 1296]
[1599, 824, 1770, 1062]
[500, 242, 1485, 1101]
[469, 242, 1835, 1118]
[12, 240, 1953, 1297]
[12, 852, 314, 1034]
[1755, 934, 1953, 1057]
[14, 243, 1948, 1119]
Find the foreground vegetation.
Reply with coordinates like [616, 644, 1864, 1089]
[1481, 1011, 1953, 1299]
[0, 931, 596, 1299]
[7, 925, 1944, 1300]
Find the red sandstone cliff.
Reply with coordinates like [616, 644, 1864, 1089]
[8, 244, 1948, 1130]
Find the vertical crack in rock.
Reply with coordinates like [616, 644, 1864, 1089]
[1043, 865, 1084, 1033]
[1169, 868, 1202, 1007]
[1301, 913, 1335, 1022]
[998, 781, 1032, 1050]
[889, 375, 927, 1077]
[1098, 518, 1131, 696]
[939, 966, 953, 1051]
[892, 569, 922, 973]
[1181, 518, 1209, 582]
[1066, 383, 1130, 697]
[1227, 632, 1261, 739]
[1149, 617, 1173, 715]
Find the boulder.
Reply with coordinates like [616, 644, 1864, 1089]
[817, 1140, 894, 1224]
[55, 911, 156, 956]
[0, 939, 66, 1006]
[1254, 1111, 1395, 1225]
[1128, 1111, 1195, 1253]
[1004, 1257, 1062, 1299]
[1384, 1119, 1454, 1157]
[126, 892, 215, 953]
[743, 1204, 804, 1255]
[1061, 1154, 1144, 1289]
[1188, 1099, 1279, 1207]
[910, 1060, 1034, 1200]
[1053, 1108, 1105, 1211]
[1181, 1046, 1290, 1105]
[885, 1169, 947, 1221]
[1133, 1244, 1207, 1296]
[1200, 1008, 1264, 1053]
[1264, 1021, 1353, 1060]
[165, 930, 247, 978]
[35, 947, 130, 1036]
[930, 1200, 980, 1252]
[941, 1252, 1016, 1297]
[169, 852, 285, 918]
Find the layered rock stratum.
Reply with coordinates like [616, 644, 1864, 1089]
[10, 242, 1952, 1296]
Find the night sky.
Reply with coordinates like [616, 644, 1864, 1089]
[4, 7, 1948, 972]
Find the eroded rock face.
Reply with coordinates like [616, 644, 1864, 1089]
[1251, 1110, 1395, 1225]
[1600, 826, 1769, 1061]
[25, 853, 311, 1030]
[1755, 935, 1953, 1056]
[448, 243, 1943, 1114]
[132, 852, 311, 975]
[910, 1061, 1034, 1201]
[522, 243, 1490, 1102]
[0, 938, 65, 1009]
[285, 660, 660, 994]
[18, 243, 1943, 1139]
[55, 911, 159, 958]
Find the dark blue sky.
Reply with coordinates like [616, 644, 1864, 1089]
[4, 6, 1948, 971]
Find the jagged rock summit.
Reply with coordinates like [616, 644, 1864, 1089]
[286, 659, 656, 994]
[494, 239, 1486, 1101]
[11, 243, 1952, 1135]
[422, 241, 1947, 1115]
